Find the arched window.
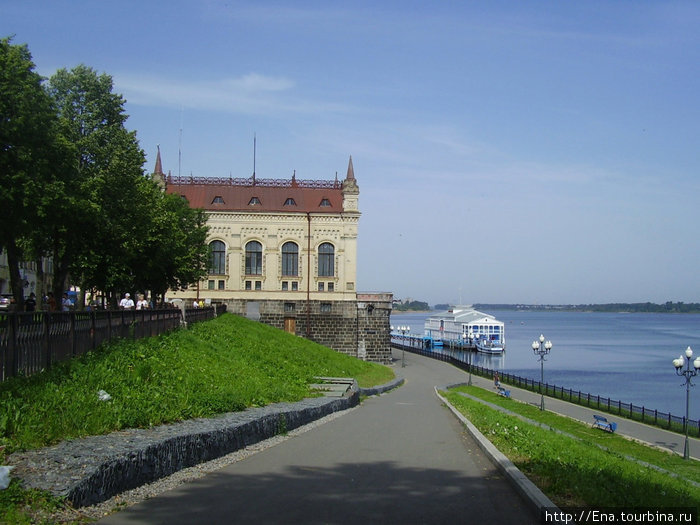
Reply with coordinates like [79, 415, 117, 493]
[209, 240, 226, 275]
[282, 242, 299, 276]
[245, 241, 263, 275]
[318, 242, 334, 277]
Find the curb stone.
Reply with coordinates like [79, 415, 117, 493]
[435, 386, 559, 516]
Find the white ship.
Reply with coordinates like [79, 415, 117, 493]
[424, 305, 505, 354]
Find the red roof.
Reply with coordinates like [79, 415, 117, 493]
[165, 175, 344, 213]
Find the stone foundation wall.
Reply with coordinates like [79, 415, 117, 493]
[222, 295, 392, 363]
[357, 293, 393, 363]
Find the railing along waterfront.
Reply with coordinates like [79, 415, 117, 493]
[0, 306, 224, 382]
[391, 334, 700, 439]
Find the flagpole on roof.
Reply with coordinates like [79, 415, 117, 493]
[178, 106, 183, 178]
[252, 133, 256, 185]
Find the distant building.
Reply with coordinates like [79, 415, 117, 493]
[154, 150, 391, 362]
[0, 251, 52, 303]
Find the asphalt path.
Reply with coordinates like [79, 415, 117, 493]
[100, 348, 540, 525]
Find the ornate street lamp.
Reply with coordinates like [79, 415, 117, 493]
[532, 334, 553, 411]
[673, 346, 700, 460]
[463, 332, 472, 386]
[394, 325, 410, 368]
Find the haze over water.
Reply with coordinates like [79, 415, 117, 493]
[391, 310, 700, 420]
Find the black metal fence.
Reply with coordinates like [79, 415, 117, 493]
[0, 305, 225, 382]
[392, 337, 700, 438]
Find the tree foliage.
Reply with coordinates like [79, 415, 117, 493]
[0, 38, 70, 308]
[1, 41, 209, 307]
[394, 300, 431, 312]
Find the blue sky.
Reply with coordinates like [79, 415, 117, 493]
[3, 1, 699, 305]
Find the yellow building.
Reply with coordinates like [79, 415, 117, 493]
[154, 151, 391, 362]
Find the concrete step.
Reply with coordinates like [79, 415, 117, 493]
[311, 377, 355, 397]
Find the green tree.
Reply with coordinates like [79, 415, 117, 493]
[0, 38, 67, 308]
[46, 65, 148, 306]
[134, 189, 209, 303]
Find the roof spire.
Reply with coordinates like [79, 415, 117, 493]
[345, 155, 355, 181]
[154, 144, 163, 175]
[152, 145, 166, 190]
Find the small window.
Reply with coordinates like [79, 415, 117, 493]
[318, 282, 324, 292]
[285, 303, 295, 313]
[245, 281, 252, 290]
[212, 196, 225, 204]
[249, 197, 261, 205]
[292, 281, 299, 291]
[319, 198, 331, 207]
[255, 281, 262, 290]
[320, 303, 332, 313]
[282, 281, 288, 291]
[284, 198, 297, 206]
[328, 282, 334, 292]
[208, 280, 215, 290]
[218, 280, 225, 290]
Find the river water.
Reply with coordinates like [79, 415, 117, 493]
[390, 310, 700, 419]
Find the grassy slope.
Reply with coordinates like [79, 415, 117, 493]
[0, 313, 394, 453]
[443, 386, 700, 511]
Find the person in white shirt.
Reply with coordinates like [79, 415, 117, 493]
[136, 294, 148, 310]
[119, 293, 135, 310]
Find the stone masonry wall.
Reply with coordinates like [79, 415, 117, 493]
[357, 293, 393, 364]
[223, 296, 392, 363]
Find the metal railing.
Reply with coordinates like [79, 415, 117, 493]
[392, 336, 700, 438]
[0, 306, 224, 382]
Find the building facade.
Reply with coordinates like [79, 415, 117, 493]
[155, 152, 391, 363]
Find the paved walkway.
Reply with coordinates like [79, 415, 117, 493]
[100, 349, 541, 525]
[99, 348, 698, 524]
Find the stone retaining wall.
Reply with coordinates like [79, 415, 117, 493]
[9, 378, 404, 508]
[10, 390, 361, 507]
[223, 296, 392, 363]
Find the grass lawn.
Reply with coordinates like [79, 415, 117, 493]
[0, 313, 395, 523]
[443, 386, 700, 512]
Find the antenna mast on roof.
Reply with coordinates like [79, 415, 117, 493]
[252, 133, 256, 185]
[178, 106, 184, 177]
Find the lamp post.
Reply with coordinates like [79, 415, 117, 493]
[463, 332, 472, 386]
[532, 334, 553, 411]
[395, 325, 410, 368]
[673, 346, 700, 460]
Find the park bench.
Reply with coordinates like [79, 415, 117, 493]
[497, 386, 511, 398]
[592, 414, 617, 433]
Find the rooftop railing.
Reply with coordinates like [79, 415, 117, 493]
[166, 175, 342, 189]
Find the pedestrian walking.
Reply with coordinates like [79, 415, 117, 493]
[25, 292, 36, 312]
[119, 293, 135, 310]
[61, 293, 72, 311]
[136, 294, 148, 310]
